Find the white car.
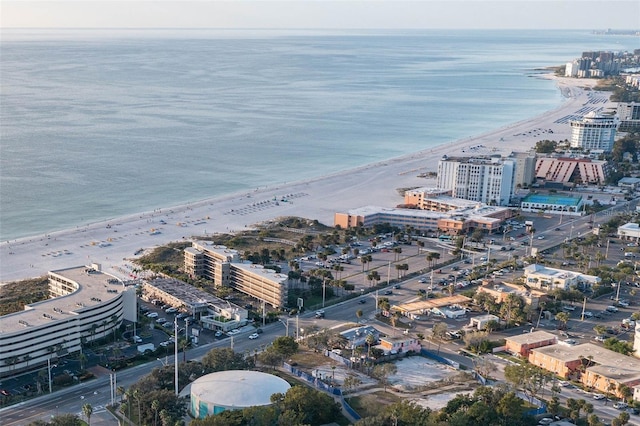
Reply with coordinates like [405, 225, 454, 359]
[146, 312, 158, 318]
[538, 418, 553, 425]
[593, 394, 606, 400]
[537, 235, 545, 240]
[248, 333, 259, 340]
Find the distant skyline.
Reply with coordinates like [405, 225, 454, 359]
[2, 1, 639, 30]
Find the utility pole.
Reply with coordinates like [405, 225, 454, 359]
[174, 318, 178, 396]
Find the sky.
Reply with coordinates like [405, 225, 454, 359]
[1, 0, 639, 30]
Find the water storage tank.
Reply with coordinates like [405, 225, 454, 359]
[190, 370, 291, 419]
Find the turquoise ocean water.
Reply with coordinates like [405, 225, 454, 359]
[1, 29, 638, 241]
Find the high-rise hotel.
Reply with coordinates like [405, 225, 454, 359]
[570, 111, 617, 152]
[436, 156, 516, 206]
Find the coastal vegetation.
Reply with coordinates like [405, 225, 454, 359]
[0, 276, 48, 316]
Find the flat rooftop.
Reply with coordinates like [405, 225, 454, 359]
[232, 263, 289, 284]
[1, 265, 123, 335]
[394, 295, 471, 314]
[522, 194, 582, 206]
[145, 277, 220, 306]
[531, 343, 640, 369]
[506, 330, 557, 346]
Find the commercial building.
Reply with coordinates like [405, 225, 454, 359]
[523, 264, 600, 292]
[476, 282, 545, 310]
[520, 194, 584, 216]
[378, 336, 421, 355]
[618, 177, 640, 190]
[618, 222, 640, 241]
[140, 277, 248, 332]
[468, 314, 500, 331]
[436, 156, 516, 206]
[334, 203, 511, 235]
[569, 112, 617, 152]
[184, 242, 288, 308]
[0, 264, 135, 377]
[190, 370, 291, 418]
[535, 157, 609, 186]
[529, 343, 640, 397]
[504, 331, 557, 358]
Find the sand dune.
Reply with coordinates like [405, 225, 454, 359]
[0, 75, 615, 283]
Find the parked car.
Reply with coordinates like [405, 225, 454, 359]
[614, 402, 628, 410]
[146, 312, 158, 318]
[593, 394, 606, 400]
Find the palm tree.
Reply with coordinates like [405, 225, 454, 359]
[117, 385, 125, 403]
[356, 310, 363, 324]
[82, 403, 93, 425]
[152, 399, 160, 426]
[365, 333, 376, 358]
[555, 312, 570, 330]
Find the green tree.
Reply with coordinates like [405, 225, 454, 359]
[271, 385, 341, 425]
[82, 403, 93, 426]
[201, 347, 253, 372]
[372, 363, 398, 392]
[271, 336, 299, 358]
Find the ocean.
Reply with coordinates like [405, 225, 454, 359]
[1, 29, 638, 241]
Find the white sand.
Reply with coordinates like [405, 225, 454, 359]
[0, 76, 616, 283]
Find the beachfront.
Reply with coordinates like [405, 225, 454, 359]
[0, 76, 617, 284]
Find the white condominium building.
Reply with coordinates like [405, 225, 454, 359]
[0, 264, 135, 378]
[436, 156, 515, 206]
[570, 112, 617, 152]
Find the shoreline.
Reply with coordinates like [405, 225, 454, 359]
[0, 75, 616, 284]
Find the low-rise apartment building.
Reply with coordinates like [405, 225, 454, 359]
[505, 330, 557, 358]
[529, 343, 640, 398]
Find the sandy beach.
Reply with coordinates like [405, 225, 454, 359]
[0, 75, 617, 284]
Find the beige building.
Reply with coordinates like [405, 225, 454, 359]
[508, 151, 537, 189]
[334, 203, 511, 235]
[184, 242, 288, 308]
[535, 157, 608, 185]
[529, 343, 640, 397]
[476, 282, 545, 309]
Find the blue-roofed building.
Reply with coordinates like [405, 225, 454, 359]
[520, 193, 584, 216]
